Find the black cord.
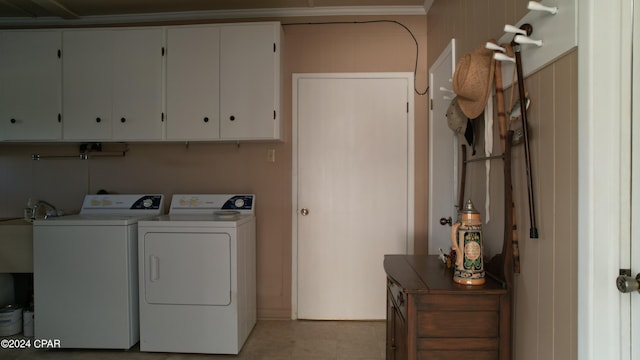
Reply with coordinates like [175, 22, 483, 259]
[282, 20, 429, 96]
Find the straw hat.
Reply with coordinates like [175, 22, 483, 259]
[452, 42, 496, 119]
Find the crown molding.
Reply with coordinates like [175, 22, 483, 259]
[0, 5, 427, 27]
[424, 0, 434, 14]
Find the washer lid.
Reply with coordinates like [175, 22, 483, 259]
[33, 213, 159, 226]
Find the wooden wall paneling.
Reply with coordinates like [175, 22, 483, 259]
[537, 63, 556, 360]
[552, 51, 578, 360]
[512, 68, 541, 359]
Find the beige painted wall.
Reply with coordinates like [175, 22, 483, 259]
[427, 0, 578, 359]
[0, 15, 428, 319]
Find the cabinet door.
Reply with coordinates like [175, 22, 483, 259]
[112, 28, 163, 140]
[166, 26, 220, 140]
[220, 23, 281, 140]
[62, 30, 114, 140]
[0, 31, 62, 141]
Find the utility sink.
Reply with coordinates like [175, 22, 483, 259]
[0, 219, 33, 273]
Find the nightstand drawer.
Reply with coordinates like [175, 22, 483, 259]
[417, 310, 500, 338]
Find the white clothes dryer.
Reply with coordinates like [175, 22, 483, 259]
[33, 194, 164, 349]
[137, 194, 256, 354]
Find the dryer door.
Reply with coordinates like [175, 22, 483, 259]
[143, 232, 231, 305]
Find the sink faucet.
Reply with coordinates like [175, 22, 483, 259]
[33, 200, 60, 219]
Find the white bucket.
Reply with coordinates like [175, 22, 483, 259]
[0, 305, 22, 336]
[0, 274, 15, 306]
[23, 310, 33, 337]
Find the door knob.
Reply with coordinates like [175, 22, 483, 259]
[300, 208, 309, 216]
[439, 217, 452, 226]
[616, 273, 640, 293]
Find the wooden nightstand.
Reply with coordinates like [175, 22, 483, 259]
[384, 255, 510, 360]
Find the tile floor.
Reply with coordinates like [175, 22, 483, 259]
[1, 320, 386, 360]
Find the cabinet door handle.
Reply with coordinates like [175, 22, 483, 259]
[121, 117, 126, 123]
[96, 117, 101, 123]
[10, 118, 16, 124]
[203, 117, 209, 123]
[229, 115, 235, 121]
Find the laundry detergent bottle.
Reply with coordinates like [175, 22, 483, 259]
[450, 199, 486, 285]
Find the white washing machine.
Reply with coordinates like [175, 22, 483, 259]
[137, 194, 256, 354]
[33, 194, 164, 349]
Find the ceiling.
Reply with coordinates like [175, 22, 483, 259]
[0, 0, 429, 25]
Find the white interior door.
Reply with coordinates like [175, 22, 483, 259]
[293, 73, 414, 320]
[428, 39, 458, 254]
[629, 1, 640, 358]
[578, 0, 636, 358]
[616, 1, 640, 359]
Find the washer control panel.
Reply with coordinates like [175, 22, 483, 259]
[80, 194, 164, 215]
[222, 195, 254, 211]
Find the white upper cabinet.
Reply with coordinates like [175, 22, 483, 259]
[165, 26, 221, 140]
[220, 22, 283, 141]
[1, 22, 282, 142]
[62, 28, 163, 141]
[0, 31, 62, 141]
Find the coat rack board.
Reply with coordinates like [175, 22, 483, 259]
[497, 0, 577, 88]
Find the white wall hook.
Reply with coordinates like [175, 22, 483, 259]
[514, 34, 543, 47]
[443, 95, 453, 101]
[485, 42, 506, 53]
[439, 86, 454, 94]
[527, 1, 558, 15]
[504, 24, 528, 35]
[494, 53, 516, 63]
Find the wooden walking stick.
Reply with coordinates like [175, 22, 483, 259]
[492, 45, 521, 273]
[512, 25, 539, 239]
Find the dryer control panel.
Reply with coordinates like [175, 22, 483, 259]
[170, 194, 255, 215]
